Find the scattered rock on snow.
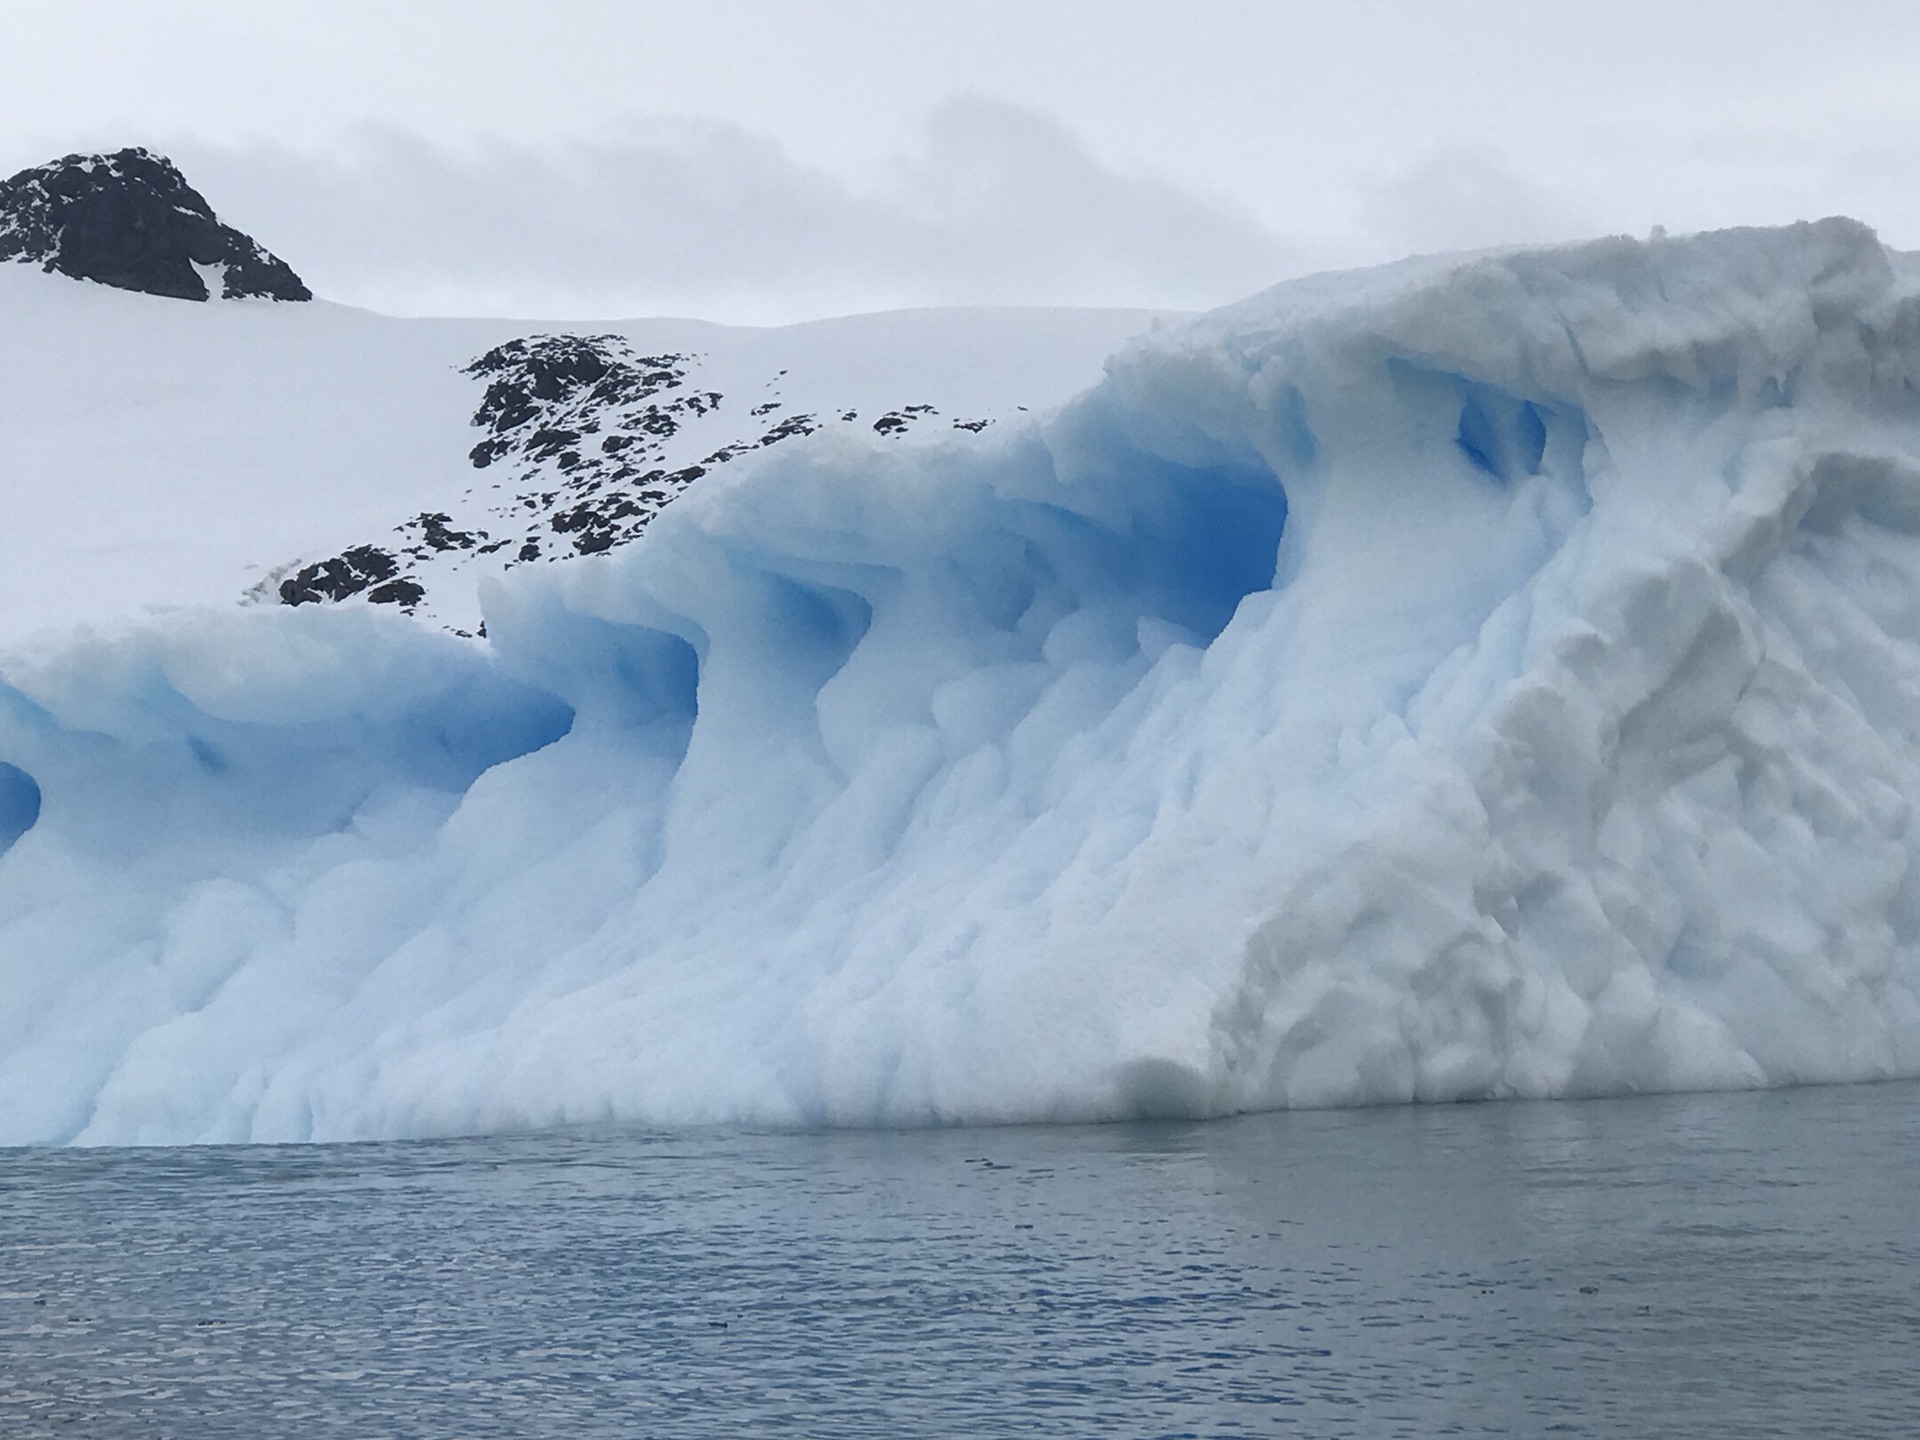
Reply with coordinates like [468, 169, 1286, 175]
[265, 331, 1006, 626]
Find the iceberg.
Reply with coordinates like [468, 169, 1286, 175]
[6, 217, 1920, 1144]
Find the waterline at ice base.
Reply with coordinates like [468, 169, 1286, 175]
[7, 217, 1920, 1145]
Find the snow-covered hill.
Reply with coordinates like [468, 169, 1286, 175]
[0, 260, 1175, 641]
[7, 192, 1920, 1143]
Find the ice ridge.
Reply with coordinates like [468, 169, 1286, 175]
[4, 217, 1920, 1144]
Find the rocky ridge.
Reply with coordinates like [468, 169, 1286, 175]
[263, 332, 1002, 631]
[0, 148, 309, 302]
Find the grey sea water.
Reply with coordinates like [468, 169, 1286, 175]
[1, 1082, 1915, 1438]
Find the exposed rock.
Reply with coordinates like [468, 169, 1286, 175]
[460, 336, 723, 556]
[872, 404, 938, 436]
[266, 331, 981, 626]
[278, 545, 401, 606]
[0, 147, 309, 301]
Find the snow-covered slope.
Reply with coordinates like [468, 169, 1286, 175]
[0, 261, 1173, 641]
[7, 217, 1920, 1145]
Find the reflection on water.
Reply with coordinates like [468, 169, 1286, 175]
[2, 1083, 1916, 1437]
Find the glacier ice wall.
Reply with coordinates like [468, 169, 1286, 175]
[8, 217, 1920, 1144]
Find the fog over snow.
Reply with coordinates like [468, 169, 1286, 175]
[166, 102, 1295, 323]
[8, 2, 1920, 318]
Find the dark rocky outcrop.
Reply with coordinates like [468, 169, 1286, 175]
[0, 147, 309, 301]
[460, 336, 726, 555]
[265, 332, 958, 623]
[279, 545, 403, 606]
[871, 404, 938, 436]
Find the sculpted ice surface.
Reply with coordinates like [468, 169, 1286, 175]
[4, 218, 1920, 1143]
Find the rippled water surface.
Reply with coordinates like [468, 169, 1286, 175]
[2, 1083, 1916, 1438]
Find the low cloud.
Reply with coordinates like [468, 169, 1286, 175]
[1355, 148, 1594, 261]
[172, 100, 1303, 322]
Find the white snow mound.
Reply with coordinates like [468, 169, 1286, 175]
[6, 217, 1920, 1144]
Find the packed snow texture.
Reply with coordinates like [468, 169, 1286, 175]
[7, 218, 1920, 1144]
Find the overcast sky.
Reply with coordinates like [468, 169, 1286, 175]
[7, 0, 1920, 321]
